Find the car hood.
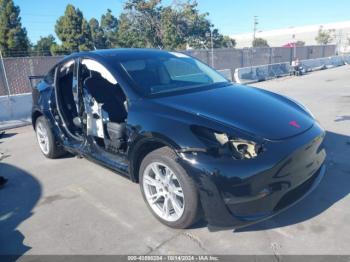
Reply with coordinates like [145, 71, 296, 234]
[152, 84, 314, 140]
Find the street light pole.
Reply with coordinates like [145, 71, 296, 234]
[292, 34, 296, 58]
[253, 16, 258, 42]
[206, 29, 214, 68]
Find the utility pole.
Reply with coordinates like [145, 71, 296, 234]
[253, 16, 259, 42]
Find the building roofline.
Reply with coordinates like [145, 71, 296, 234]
[231, 20, 350, 39]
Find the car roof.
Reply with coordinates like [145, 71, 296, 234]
[92, 48, 167, 55]
[73, 48, 174, 60]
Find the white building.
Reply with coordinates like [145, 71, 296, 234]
[231, 20, 350, 52]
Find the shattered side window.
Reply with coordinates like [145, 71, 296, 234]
[81, 59, 117, 85]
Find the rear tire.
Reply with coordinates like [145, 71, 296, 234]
[139, 147, 199, 229]
[35, 116, 66, 159]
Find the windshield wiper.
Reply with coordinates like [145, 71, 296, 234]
[152, 81, 230, 95]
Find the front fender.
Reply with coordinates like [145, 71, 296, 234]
[127, 131, 184, 182]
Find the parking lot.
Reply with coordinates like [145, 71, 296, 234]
[1, 66, 350, 256]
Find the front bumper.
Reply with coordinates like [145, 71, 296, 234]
[179, 123, 327, 228]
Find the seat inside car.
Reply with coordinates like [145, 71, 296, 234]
[84, 72, 127, 123]
[123, 59, 171, 94]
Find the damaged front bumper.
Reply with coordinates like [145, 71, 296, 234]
[178, 123, 327, 228]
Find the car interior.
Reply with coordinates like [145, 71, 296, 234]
[56, 60, 82, 137]
[56, 59, 128, 153]
[121, 58, 214, 95]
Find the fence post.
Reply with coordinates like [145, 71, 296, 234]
[0, 50, 14, 121]
[206, 50, 210, 66]
[322, 45, 326, 57]
[0, 50, 11, 97]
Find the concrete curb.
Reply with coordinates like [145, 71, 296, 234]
[234, 55, 350, 84]
[0, 119, 31, 131]
[0, 93, 32, 126]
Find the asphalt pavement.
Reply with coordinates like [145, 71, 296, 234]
[0, 66, 350, 256]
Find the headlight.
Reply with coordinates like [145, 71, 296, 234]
[231, 139, 262, 159]
[191, 126, 264, 160]
[214, 132, 263, 160]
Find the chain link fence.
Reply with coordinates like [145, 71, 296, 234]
[185, 45, 336, 71]
[0, 56, 63, 96]
[0, 45, 336, 97]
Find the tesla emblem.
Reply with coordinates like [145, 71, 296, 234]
[289, 120, 301, 128]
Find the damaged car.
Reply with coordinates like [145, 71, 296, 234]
[32, 49, 326, 229]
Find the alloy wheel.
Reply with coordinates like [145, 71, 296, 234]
[36, 121, 50, 155]
[142, 162, 185, 222]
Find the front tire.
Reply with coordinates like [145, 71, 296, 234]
[139, 147, 199, 229]
[35, 116, 65, 159]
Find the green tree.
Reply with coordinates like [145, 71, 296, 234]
[117, 0, 227, 50]
[180, 0, 212, 49]
[33, 35, 56, 56]
[164, 1, 231, 50]
[0, 0, 30, 57]
[117, 13, 148, 48]
[54, 4, 93, 53]
[160, 6, 187, 50]
[252, 37, 269, 47]
[295, 40, 305, 47]
[209, 30, 236, 48]
[122, 0, 163, 48]
[50, 0, 233, 51]
[101, 9, 118, 48]
[89, 18, 107, 49]
[221, 36, 236, 48]
[80, 19, 93, 51]
[315, 26, 335, 45]
[50, 44, 66, 56]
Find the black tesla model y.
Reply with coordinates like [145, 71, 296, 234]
[32, 49, 326, 229]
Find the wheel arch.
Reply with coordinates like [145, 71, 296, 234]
[32, 110, 43, 130]
[128, 134, 181, 183]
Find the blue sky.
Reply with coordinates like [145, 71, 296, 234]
[15, 0, 350, 43]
